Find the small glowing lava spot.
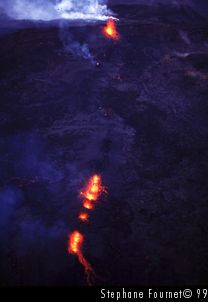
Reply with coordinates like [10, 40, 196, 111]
[83, 200, 94, 210]
[78, 212, 89, 222]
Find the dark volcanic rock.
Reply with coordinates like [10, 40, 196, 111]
[0, 4, 208, 286]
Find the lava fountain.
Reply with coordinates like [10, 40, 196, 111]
[80, 174, 105, 204]
[102, 19, 120, 40]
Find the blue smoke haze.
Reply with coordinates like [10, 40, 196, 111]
[0, 131, 84, 285]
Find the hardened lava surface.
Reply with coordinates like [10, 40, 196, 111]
[0, 3, 208, 286]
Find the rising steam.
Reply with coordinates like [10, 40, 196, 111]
[0, 0, 111, 21]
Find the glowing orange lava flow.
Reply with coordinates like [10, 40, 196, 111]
[80, 174, 105, 204]
[68, 175, 106, 286]
[103, 19, 120, 40]
[78, 212, 89, 222]
[68, 230, 83, 254]
[68, 231, 95, 285]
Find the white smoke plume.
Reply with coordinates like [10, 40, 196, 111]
[56, 0, 110, 20]
[0, 0, 111, 21]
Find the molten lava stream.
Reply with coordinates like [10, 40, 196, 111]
[68, 175, 106, 286]
[103, 19, 120, 40]
[68, 231, 95, 286]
